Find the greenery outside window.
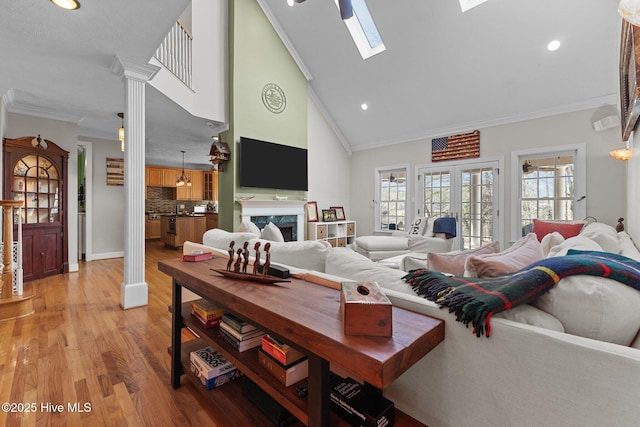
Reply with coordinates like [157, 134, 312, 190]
[375, 167, 407, 231]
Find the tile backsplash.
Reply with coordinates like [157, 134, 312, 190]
[145, 187, 209, 213]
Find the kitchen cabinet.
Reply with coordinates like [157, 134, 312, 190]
[203, 171, 218, 201]
[176, 170, 204, 201]
[162, 169, 179, 187]
[146, 166, 162, 187]
[205, 213, 218, 230]
[145, 216, 161, 239]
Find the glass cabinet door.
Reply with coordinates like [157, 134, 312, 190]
[13, 154, 61, 224]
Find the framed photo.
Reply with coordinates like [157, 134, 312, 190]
[306, 201, 319, 222]
[322, 209, 337, 222]
[620, 19, 640, 141]
[331, 206, 345, 221]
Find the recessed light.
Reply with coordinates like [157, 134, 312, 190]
[287, 0, 295, 6]
[547, 40, 561, 52]
[361, 103, 368, 111]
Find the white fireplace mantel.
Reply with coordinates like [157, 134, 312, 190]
[238, 199, 306, 241]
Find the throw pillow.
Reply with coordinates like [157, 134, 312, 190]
[407, 217, 428, 236]
[427, 241, 500, 276]
[540, 232, 564, 257]
[618, 231, 640, 261]
[261, 222, 285, 242]
[237, 220, 261, 236]
[533, 275, 640, 346]
[464, 233, 543, 278]
[493, 304, 565, 332]
[579, 222, 621, 254]
[532, 219, 585, 242]
[546, 235, 602, 258]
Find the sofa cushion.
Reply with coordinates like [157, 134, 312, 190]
[579, 222, 621, 254]
[261, 222, 285, 242]
[494, 304, 565, 332]
[202, 229, 259, 252]
[325, 248, 413, 296]
[426, 241, 500, 276]
[356, 235, 409, 251]
[249, 238, 331, 272]
[237, 220, 261, 236]
[619, 231, 640, 261]
[465, 233, 543, 278]
[532, 219, 585, 242]
[533, 275, 640, 346]
[546, 235, 603, 257]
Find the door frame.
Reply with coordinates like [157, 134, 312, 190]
[415, 156, 505, 249]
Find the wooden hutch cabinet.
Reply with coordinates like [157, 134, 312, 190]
[3, 136, 69, 282]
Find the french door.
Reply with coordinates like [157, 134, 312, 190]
[416, 160, 501, 250]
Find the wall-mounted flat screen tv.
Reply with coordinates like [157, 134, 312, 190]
[239, 137, 308, 191]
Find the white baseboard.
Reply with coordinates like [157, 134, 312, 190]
[68, 263, 79, 272]
[120, 281, 148, 309]
[92, 251, 125, 260]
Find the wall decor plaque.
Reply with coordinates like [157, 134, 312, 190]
[262, 83, 286, 114]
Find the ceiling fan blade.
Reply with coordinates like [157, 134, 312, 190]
[339, 0, 353, 19]
[459, 0, 489, 13]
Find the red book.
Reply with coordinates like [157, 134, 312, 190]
[183, 252, 214, 262]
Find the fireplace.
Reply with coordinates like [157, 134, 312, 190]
[238, 200, 306, 242]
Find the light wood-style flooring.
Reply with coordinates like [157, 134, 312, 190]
[0, 241, 231, 427]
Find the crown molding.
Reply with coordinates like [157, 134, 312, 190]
[349, 93, 620, 152]
[3, 89, 85, 123]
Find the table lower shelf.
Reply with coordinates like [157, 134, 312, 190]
[175, 333, 429, 427]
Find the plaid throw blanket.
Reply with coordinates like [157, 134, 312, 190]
[403, 250, 640, 337]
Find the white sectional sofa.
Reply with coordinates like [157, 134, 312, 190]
[190, 223, 640, 427]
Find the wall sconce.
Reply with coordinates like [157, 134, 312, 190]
[610, 140, 633, 160]
[619, 0, 640, 26]
[50, 0, 80, 10]
[117, 112, 124, 152]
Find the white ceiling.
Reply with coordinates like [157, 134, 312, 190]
[0, 0, 621, 167]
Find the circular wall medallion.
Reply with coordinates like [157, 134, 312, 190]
[262, 83, 286, 114]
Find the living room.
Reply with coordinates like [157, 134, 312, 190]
[1, 1, 640, 426]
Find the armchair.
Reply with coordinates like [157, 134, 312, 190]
[353, 216, 456, 261]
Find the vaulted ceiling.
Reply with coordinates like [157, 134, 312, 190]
[0, 0, 620, 167]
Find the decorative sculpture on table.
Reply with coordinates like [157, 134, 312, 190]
[214, 240, 289, 284]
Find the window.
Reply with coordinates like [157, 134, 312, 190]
[335, 0, 386, 60]
[511, 144, 586, 239]
[375, 167, 407, 231]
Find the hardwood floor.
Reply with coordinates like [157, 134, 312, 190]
[0, 241, 226, 427]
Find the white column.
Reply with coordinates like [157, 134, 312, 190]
[111, 56, 160, 309]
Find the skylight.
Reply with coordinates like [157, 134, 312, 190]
[334, 0, 386, 60]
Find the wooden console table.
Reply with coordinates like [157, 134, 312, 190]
[159, 256, 444, 427]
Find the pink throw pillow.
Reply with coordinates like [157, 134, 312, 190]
[427, 241, 500, 276]
[465, 233, 544, 278]
[532, 219, 585, 242]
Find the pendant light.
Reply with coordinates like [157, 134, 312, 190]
[176, 150, 192, 187]
[117, 112, 124, 152]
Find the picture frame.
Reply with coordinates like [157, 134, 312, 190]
[306, 201, 319, 222]
[620, 19, 640, 141]
[331, 206, 345, 221]
[322, 209, 337, 222]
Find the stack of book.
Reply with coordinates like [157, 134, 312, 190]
[258, 335, 308, 387]
[190, 346, 242, 390]
[219, 313, 265, 352]
[191, 299, 224, 329]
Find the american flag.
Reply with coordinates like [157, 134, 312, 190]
[431, 130, 480, 162]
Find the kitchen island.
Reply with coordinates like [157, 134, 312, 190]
[160, 214, 206, 248]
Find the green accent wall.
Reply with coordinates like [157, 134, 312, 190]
[218, 0, 308, 231]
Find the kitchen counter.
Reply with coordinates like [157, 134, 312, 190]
[160, 214, 207, 248]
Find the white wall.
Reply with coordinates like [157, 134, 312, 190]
[85, 136, 125, 259]
[627, 130, 639, 243]
[307, 95, 351, 219]
[350, 107, 627, 239]
[6, 112, 79, 271]
[149, 0, 228, 125]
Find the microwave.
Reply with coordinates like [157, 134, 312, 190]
[193, 205, 206, 213]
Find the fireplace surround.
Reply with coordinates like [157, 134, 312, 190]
[238, 200, 306, 242]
